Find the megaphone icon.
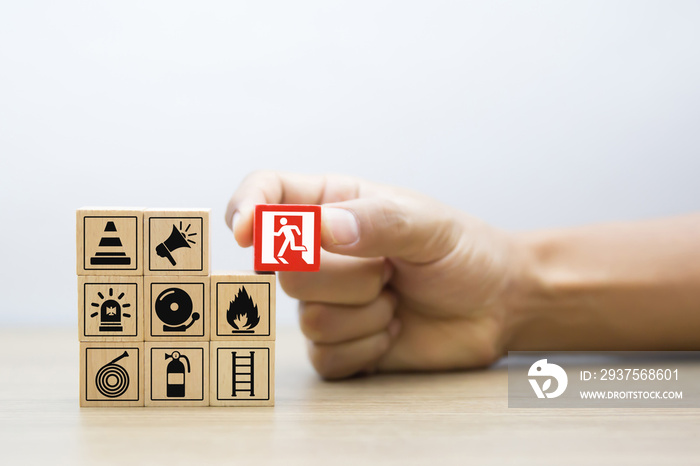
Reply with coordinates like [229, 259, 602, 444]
[156, 223, 196, 266]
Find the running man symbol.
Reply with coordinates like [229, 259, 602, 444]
[274, 217, 307, 264]
[255, 205, 321, 272]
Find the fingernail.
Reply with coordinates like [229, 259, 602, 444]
[231, 211, 240, 234]
[323, 208, 359, 245]
[388, 318, 402, 338]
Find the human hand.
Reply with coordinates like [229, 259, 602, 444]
[226, 172, 529, 379]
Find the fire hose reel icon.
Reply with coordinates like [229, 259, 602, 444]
[95, 351, 130, 398]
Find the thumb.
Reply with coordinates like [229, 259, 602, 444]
[320, 197, 461, 263]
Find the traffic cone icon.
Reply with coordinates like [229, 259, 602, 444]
[90, 221, 131, 265]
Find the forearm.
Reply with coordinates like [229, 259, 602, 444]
[506, 214, 700, 351]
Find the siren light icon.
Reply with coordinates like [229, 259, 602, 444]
[90, 287, 132, 332]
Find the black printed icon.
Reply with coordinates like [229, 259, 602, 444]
[165, 351, 190, 398]
[91, 221, 131, 265]
[231, 351, 255, 397]
[95, 351, 130, 398]
[155, 287, 200, 332]
[156, 222, 197, 266]
[90, 287, 131, 332]
[226, 286, 260, 333]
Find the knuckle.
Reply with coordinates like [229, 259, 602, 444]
[377, 198, 411, 243]
[322, 174, 360, 201]
[307, 344, 343, 379]
[243, 169, 276, 184]
[298, 303, 331, 341]
[375, 291, 398, 321]
[277, 272, 310, 299]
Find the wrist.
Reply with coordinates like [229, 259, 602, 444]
[501, 228, 602, 352]
[499, 230, 558, 352]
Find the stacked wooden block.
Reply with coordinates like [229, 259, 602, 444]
[77, 208, 275, 407]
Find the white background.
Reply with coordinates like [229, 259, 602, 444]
[1, 1, 699, 327]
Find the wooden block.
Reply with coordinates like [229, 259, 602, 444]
[144, 209, 210, 275]
[254, 204, 321, 272]
[145, 342, 209, 407]
[80, 342, 144, 407]
[144, 276, 210, 341]
[210, 341, 274, 407]
[77, 208, 144, 275]
[210, 272, 275, 341]
[78, 276, 143, 342]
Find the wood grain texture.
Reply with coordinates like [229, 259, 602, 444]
[210, 340, 275, 407]
[4, 328, 700, 465]
[79, 341, 144, 407]
[78, 276, 143, 342]
[144, 276, 210, 341]
[76, 208, 144, 276]
[144, 209, 210, 276]
[145, 342, 209, 407]
[210, 272, 276, 341]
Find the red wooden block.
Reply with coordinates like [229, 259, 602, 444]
[254, 204, 321, 272]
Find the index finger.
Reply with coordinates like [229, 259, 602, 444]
[225, 171, 361, 247]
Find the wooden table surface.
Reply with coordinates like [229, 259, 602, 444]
[1, 327, 699, 465]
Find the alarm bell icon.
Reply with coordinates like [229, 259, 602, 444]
[155, 287, 200, 332]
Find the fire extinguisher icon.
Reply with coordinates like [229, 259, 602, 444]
[165, 351, 190, 398]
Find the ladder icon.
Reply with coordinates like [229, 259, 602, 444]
[231, 351, 255, 397]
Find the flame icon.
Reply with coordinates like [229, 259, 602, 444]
[226, 286, 260, 333]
